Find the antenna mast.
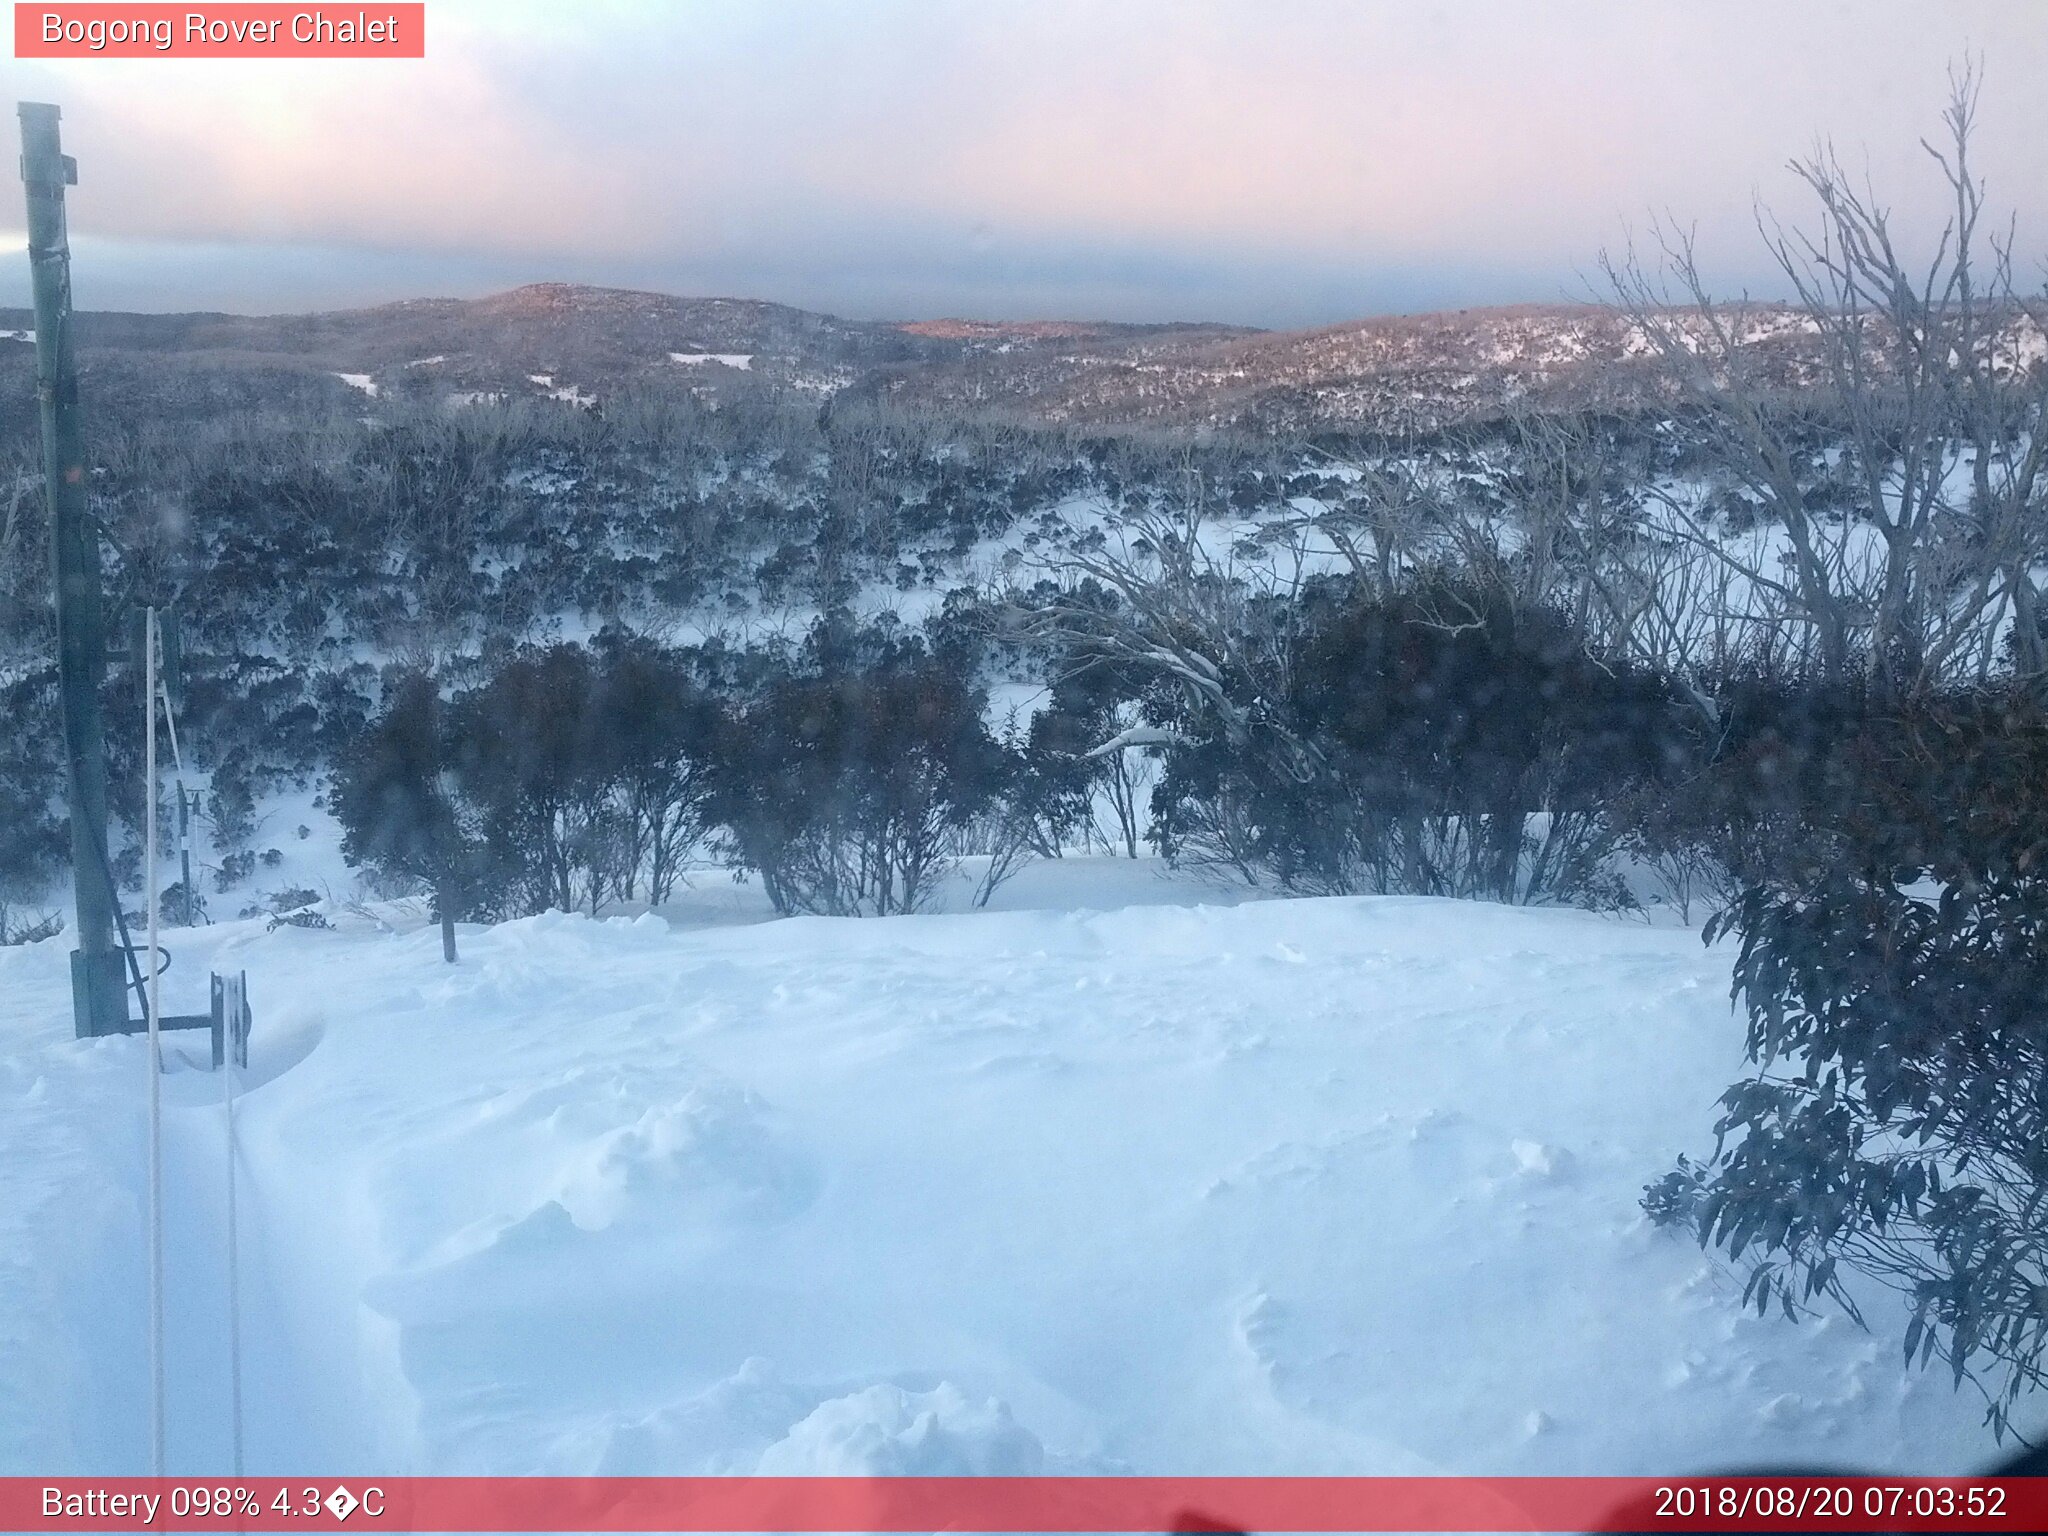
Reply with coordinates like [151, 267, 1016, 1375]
[18, 102, 125, 1039]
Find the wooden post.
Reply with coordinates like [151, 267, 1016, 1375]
[18, 102, 124, 1038]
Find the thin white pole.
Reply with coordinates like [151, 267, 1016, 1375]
[145, 606, 166, 1475]
[153, 654, 242, 1472]
[151, 632, 239, 1471]
[222, 1011, 244, 1475]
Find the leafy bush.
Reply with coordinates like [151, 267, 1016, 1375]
[447, 638, 723, 915]
[1151, 580, 1673, 905]
[585, 629, 723, 905]
[212, 850, 256, 892]
[1648, 689, 2048, 1437]
[205, 757, 260, 861]
[332, 670, 499, 959]
[157, 880, 208, 928]
[0, 668, 66, 916]
[712, 620, 1016, 916]
[449, 646, 615, 917]
[338, 640, 726, 947]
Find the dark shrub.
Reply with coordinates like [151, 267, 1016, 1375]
[1651, 688, 2048, 1437]
[712, 622, 1013, 916]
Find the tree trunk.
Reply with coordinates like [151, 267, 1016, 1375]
[1490, 797, 1526, 903]
[1112, 757, 1141, 857]
[1399, 806, 1424, 894]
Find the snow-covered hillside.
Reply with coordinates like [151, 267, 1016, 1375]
[0, 866, 2020, 1479]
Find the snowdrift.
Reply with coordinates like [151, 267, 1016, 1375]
[0, 872, 2020, 1475]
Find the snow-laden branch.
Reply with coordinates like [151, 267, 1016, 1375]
[1082, 725, 1189, 759]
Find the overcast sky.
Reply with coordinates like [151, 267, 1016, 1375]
[1, 0, 2043, 326]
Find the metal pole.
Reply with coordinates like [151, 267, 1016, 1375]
[222, 1009, 243, 1476]
[164, 613, 194, 925]
[178, 784, 195, 926]
[18, 102, 124, 1038]
[145, 607, 165, 1476]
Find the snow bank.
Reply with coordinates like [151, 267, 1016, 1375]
[1, 873, 2031, 1476]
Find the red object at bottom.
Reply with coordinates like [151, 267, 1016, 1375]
[6, 1475, 2042, 1533]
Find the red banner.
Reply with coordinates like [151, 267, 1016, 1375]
[3, 1476, 2044, 1533]
[13, 5, 425, 58]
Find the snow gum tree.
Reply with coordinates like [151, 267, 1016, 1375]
[1603, 67, 2048, 697]
[711, 617, 1016, 917]
[332, 670, 488, 962]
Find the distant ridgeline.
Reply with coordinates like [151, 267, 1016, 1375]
[8, 282, 2025, 438]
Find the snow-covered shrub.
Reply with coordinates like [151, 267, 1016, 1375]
[0, 903, 61, 946]
[156, 879, 207, 929]
[211, 849, 255, 893]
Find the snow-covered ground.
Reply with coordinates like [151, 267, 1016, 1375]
[0, 862, 2025, 1479]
